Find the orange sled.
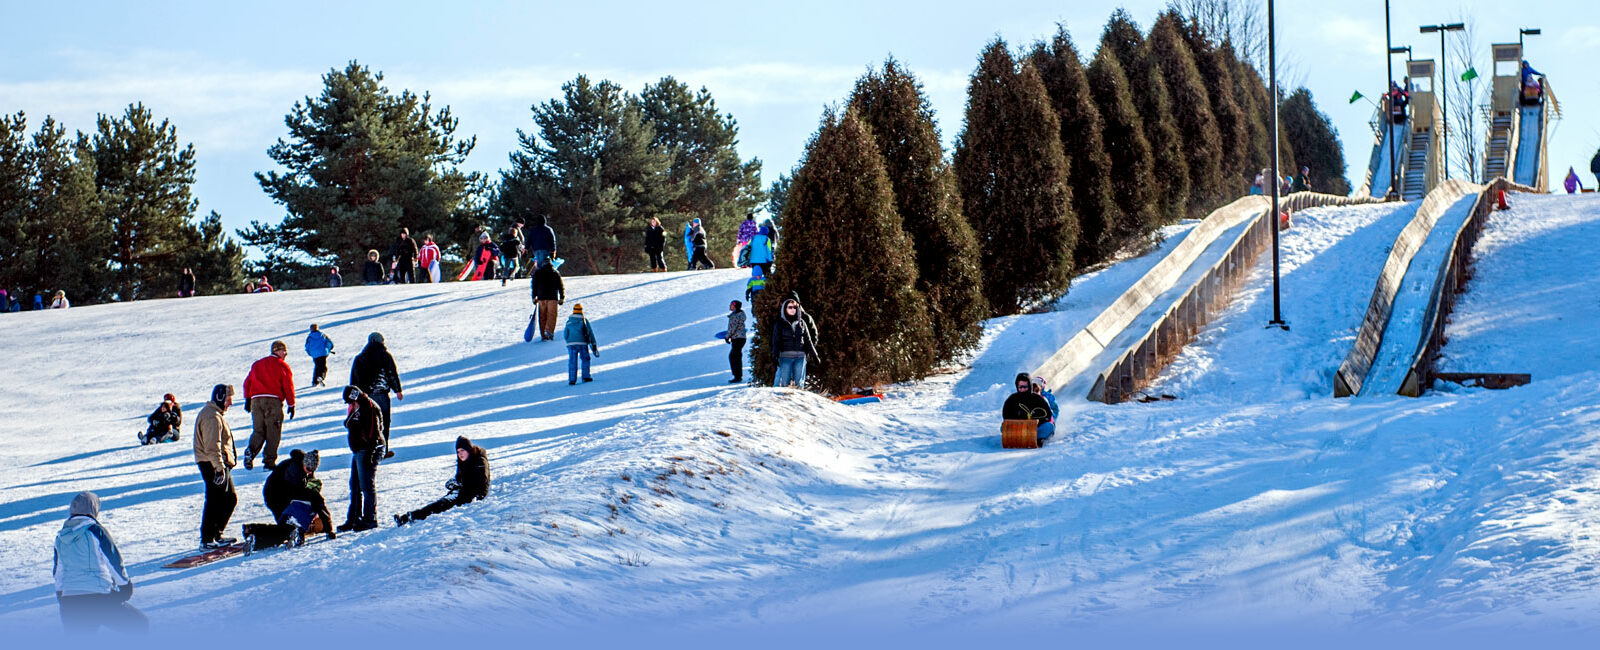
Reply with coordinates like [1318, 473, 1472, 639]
[1001, 419, 1040, 449]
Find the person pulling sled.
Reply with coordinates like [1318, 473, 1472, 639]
[394, 436, 491, 526]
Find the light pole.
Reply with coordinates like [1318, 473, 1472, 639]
[1267, 0, 1286, 330]
[1421, 23, 1465, 181]
[1519, 27, 1540, 50]
[1384, 0, 1399, 200]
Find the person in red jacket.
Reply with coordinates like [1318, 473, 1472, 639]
[243, 340, 296, 470]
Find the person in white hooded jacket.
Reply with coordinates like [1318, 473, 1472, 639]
[52, 491, 148, 633]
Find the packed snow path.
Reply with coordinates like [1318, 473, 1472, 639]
[4, 196, 1600, 634]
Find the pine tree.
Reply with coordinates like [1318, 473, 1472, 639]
[1101, 11, 1190, 224]
[0, 113, 112, 305]
[1229, 48, 1274, 180]
[954, 39, 1077, 315]
[765, 173, 791, 228]
[639, 77, 763, 255]
[494, 75, 677, 275]
[1149, 13, 1224, 216]
[92, 104, 204, 301]
[249, 61, 484, 285]
[1280, 88, 1349, 194]
[1087, 50, 1161, 244]
[749, 109, 934, 393]
[177, 211, 247, 295]
[848, 58, 988, 360]
[1030, 26, 1124, 269]
[1177, 15, 1249, 195]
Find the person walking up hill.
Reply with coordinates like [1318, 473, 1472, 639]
[305, 324, 334, 387]
[243, 341, 296, 471]
[563, 303, 600, 385]
[530, 258, 565, 341]
[350, 332, 403, 456]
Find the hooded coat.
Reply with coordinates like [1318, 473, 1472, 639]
[343, 387, 385, 452]
[771, 298, 818, 361]
[52, 494, 132, 597]
[263, 449, 328, 522]
[453, 438, 492, 502]
[350, 341, 402, 395]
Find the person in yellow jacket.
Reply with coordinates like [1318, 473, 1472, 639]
[193, 384, 239, 548]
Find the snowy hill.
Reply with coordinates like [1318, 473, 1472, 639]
[4, 193, 1600, 637]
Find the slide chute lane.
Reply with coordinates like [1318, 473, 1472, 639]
[1365, 121, 1409, 199]
[1513, 104, 1543, 187]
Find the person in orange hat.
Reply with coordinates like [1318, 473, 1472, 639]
[562, 303, 600, 385]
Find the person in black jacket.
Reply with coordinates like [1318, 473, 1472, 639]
[526, 215, 558, 267]
[771, 297, 818, 388]
[179, 268, 197, 297]
[499, 222, 525, 285]
[1590, 148, 1600, 190]
[687, 222, 715, 270]
[338, 386, 385, 532]
[140, 394, 182, 445]
[350, 332, 404, 455]
[391, 229, 419, 284]
[394, 436, 491, 525]
[644, 217, 667, 272]
[1001, 372, 1055, 445]
[261, 448, 334, 541]
[362, 250, 385, 285]
[530, 259, 565, 341]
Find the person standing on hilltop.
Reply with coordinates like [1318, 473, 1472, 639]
[644, 217, 667, 272]
[391, 228, 419, 284]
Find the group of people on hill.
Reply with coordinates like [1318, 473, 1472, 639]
[1250, 168, 1313, 196]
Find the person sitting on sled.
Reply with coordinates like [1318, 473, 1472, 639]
[140, 394, 183, 445]
[1002, 372, 1055, 444]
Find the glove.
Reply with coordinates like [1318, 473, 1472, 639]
[211, 466, 228, 486]
[115, 583, 134, 602]
[395, 392, 403, 401]
[243, 400, 251, 414]
[592, 348, 600, 358]
[445, 479, 460, 492]
[372, 445, 385, 464]
[287, 405, 295, 419]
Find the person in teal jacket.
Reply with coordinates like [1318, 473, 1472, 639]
[746, 225, 775, 277]
[563, 303, 600, 385]
[53, 492, 148, 633]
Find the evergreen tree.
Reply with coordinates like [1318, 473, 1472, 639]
[92, 104, 203, 301]
[1177, 15, 1250, 195]
[0, 113, 112, 305]
[639, 77, 763, 254]
[953, 39, 1077, 315]
[1229, 48, 1274, 180]
[848, 58, 988, 360]
[178, 211, 247, 295]
[749, 109, 934, 392]
[1280, 88, 1349, 194]
[494, 75, 677, 275]
[765, 173, 791, 228]
[1030, 26, 1124, 269]
[1149, 13, 1224, 216]
[1101, 11, 1190, 223]
[1087, 50, 1161, 244]
[249, 61, 484, 285]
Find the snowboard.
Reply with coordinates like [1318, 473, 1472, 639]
[456, 261, 476, 282]
[524, 313, 537, 342]
[163, 543, 247, 569]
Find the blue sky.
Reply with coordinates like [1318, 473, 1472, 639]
[3, 1, 1594, 242]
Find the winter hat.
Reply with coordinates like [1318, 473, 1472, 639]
[210, 384, 234, 406]
[69, 491, 100, 519]
[572, 303, 584, 314]
[304, 449, 320, 474]
[368, 332, 384, 344]
[271, 340, 287, 353]
[163, 393, 177, 404]
[343, 385, 364, 403]
[1015, 372, 1032, 388]
[456, 436, 472, 452]
[479, 232, 491, 242]
[1030, 376, 1048, 390]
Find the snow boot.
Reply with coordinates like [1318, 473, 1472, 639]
[243, 452, 255, 471]
[394, 513, 409, 526]
[336, 521, 357, 533]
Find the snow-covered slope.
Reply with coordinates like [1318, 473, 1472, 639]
[4, 194, 1600, 636]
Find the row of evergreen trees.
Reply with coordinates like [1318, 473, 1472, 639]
[0, 107, 246, 305]
[751, 9, 1350, 391]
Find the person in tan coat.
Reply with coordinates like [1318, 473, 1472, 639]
[193, 384, 239, 548]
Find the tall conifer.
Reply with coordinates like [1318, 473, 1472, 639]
[954, 40, 1077, 315]
[1030, 26, 1123, 269]
[1177, 15, 1249, 195]
[1087, 51, 1160, 243]
[750, 109, 934, 392]
[848, 59, 987, 359]
[1281, 88, 1349, 194]
[1101, 11, 1190, 223]
[1149, 14, 1224, 215]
